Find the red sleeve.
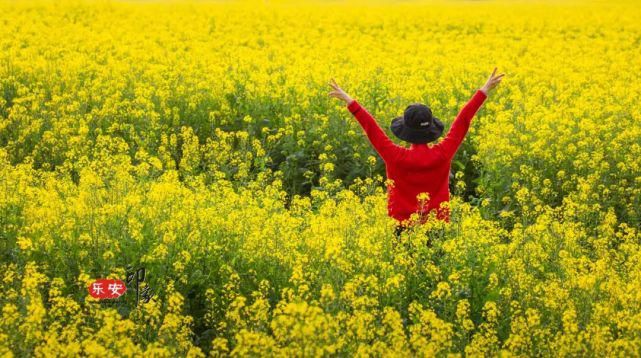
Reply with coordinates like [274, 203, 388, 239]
[347, 100, 403, 164]
[437, 90, 487, 160]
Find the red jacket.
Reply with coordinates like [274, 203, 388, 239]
[347, 89, 487, 225]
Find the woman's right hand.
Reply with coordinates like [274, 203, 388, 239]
[480, 67, 505, 95]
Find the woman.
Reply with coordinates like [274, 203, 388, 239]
[329, 68, 504, 238]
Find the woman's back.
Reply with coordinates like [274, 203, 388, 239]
[386, 143, 454, 223]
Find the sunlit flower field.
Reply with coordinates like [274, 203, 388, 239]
[1, 0, 641, 356]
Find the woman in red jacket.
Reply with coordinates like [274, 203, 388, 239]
[329, 68, 504, 238]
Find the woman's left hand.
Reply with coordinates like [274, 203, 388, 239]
[328, 78, 354, 104]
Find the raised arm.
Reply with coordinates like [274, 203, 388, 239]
[329, 79, 402, 163]
[437, 68, 504, 160]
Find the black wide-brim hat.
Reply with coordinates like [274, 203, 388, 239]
[390, 104, 444, 144]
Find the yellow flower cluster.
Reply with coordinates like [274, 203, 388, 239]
[1, 0, 641, 356]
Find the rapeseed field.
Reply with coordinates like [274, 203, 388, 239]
[1, 0, 641, 356]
